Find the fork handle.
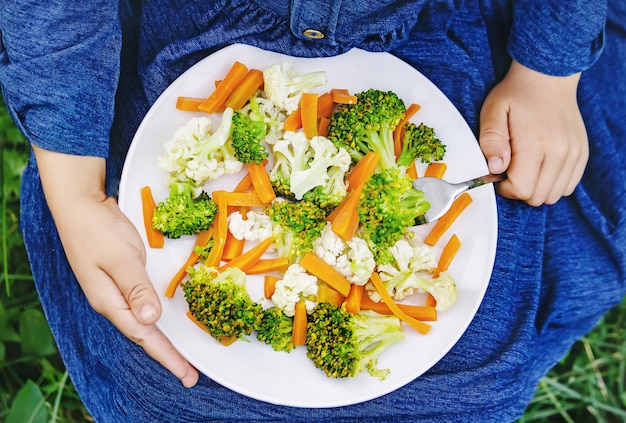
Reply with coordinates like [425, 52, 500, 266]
[468, 172, 507, 189]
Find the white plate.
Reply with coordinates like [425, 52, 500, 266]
[118, 44, 497, 408]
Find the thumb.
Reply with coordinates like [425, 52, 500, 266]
[479, 98, 511, 174]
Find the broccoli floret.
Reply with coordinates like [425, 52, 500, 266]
[306, 302, 404, 379]
[231, 109, 270, 165]
[269, 131, 351, 209]
[152, 181, 218, 239]
[265, 199, 328, 263]
[327, 89, 406, 171]
[263, 62, 327, 114]
[256, 306, 295, 353]
[357, 167, 430, 264]
[158, 109, 243, 191]
[396, 122, 446, 166]
[182, 265, 262, 343]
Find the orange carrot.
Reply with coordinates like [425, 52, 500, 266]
[225, 68, 264, 110]
[360, 294, 437, 321]
[264, 275, 281, 298]
[140, 186, 165, 249]
[393, 103, 421, 158]
[246, 162, 276, 204]
[175, 97, 204, 112]
[164, 228, 214, 298]
[369, 272, 432, 334]
[221, 230, 246, 262]
[434, 233, 461, 277]
[299, 252, 351, 297]
[343, 284, 365, 314]
[405, 161, 418, 179]
[204, 191, 228, 267]
[300, 92, 318, 138]
[283, 108, 302, 131]
[424, 192, 472, 246]
[345, 151, 380, 192]
[424, 162, 447, 178]
[198, 61, 249, 114]
[233, 172, 253, 192]
[424, 293, 437, 307]
[292, 299, 307, 346]
[328, 182, 364, 241]
[219, 236, 275, 273]
[317, 283, 345, 308]
[222, 191, 269, 207]
[247, 257, 291, 275]
[317, 92, 334, 118]
[330, 88, 357, 104]
[318, 116, 331, 137]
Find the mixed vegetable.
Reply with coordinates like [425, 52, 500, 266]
[139, 59, 473, 380]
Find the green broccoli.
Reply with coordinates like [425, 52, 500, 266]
[306, 302, 404, 380]
[327, 89, 406, 170]
[357, 167, 430, 264]
[152, 181, 218, 239]
[231, 109, 270, 165]
[396, 122, 446, 166]
[265, 199, 328, 263]
[256, 306, 295, 353]
[182, 265, 262, 343]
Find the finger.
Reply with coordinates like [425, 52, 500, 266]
[495, 135, 543, 203]
[479, 97, 512, 174]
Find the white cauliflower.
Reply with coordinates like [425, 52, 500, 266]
[227, 210, 274, 243]
[239, 93, 287, 145]
[271, 263, 319, 317]
[263, 62, 327, 114]
[158, 109, 243, 194]
[313, 225, 376, 286]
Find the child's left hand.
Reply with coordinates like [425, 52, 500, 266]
[479, 60, 589, 206]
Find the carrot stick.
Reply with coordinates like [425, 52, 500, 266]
[204, 191, 228, 267]
[301, 92, 318, 138]
[343, 284, 365, 314]
[186, 311, 238, 345]
[283, 108, 302, 131]
[140, 186, 164, 249]
[176, 97, 204, 112]
[247, 257, 291, 275]
[393, 103, 421, 158]
[330, 88, 357, 105]
[318, 116, 331, 137]
[219, 236, 275, 273]
[345, 151, 379, 192]
[424, 193, 472, 246]
[225, 68, 264, 110]
[317, 92, 334, 118]
[222, 191, 269, 207]
[360, 294, 437, 321]
[264, 275, 281, 298]
[405, 161, 418, 179]
[369, 272, 432, 334]
[292, 299, 307, 346]
[317, 283, 345, 308]
[198, 61, 249, 114]
[246, 162, 276, 204]
[233, 172, 253, 192]
[299, 252, 351, 297]
[424, 293, 437, 307]
[424, 162, 447, 178]
[434, 233, 461, 277]
[164, 228, 214, 298]
[221, 230, 246, 262]
[328, 182, 364, 241]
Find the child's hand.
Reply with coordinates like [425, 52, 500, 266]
[33, 146, 199, 388]
[479, 60, 589, 206]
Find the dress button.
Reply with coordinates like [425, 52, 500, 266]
[302, 29, 325, 39]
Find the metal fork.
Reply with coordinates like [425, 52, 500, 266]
[412, 173, 506, 224]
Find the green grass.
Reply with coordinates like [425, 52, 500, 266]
[0, 100, 624, 422]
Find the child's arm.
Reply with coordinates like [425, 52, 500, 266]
[32, 145, 199, 387]
[479, 59, 588, 206]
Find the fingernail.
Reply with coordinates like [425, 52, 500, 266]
[488, 156, 503, 173]
[139, 304, 157, 322]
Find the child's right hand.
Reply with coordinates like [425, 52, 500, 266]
[479, 60, 589, 206]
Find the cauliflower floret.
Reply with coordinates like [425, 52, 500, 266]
[158, 110, 243, 194]
[227, 210, 274, 244]
[263, 62, 327, 114]
[271, 264, 319, 317]
[313, 225, 376, 286]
